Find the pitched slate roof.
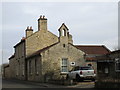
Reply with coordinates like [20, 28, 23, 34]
[27, 42, 59, 59]
[75, 45, 111, 55]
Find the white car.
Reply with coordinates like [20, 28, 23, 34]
[66, 66, 96, 81]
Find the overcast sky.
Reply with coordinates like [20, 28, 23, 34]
[1, 1, 118, 64]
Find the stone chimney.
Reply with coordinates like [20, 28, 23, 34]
[38, 15, 47, 31]
[26, 26, 33, 37]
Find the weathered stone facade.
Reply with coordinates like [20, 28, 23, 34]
[3, 16, 111, 84]
[3, 16, 85, 82]
[3, 65, 10, 79]
[26, 43, 85, 82]
[5, 38, 26, 80]
[9, 55, 15, 78]
[41, 43, 85, 81]
[25, 17, 86, 82]
[26, 29, 58, 57]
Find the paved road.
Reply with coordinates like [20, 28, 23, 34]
[2, 79, 95, 88]
[67, 81, 95, 88]
[2, 79, 46, 88]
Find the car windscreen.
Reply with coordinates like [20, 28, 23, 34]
[79, 67, 93, 70]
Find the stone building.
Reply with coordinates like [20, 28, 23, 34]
[3, 15, 111, 83]
[3, 16, 86, 82]
[6, 37, 26, 80]
[25, 16, 85, 82]
[3, 64, 10, 79]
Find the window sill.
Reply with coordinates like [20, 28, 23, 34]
[60, 72, 68, 75]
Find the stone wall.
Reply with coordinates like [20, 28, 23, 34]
[26, 43, 85, 82]
[12, 40, 26, 80]
[27, 55, 44, 82]
[4, 66, 10, 79]
[41, 43, 85, 82]
[9, 57, 15, 78]
[26, 30, 58, 57]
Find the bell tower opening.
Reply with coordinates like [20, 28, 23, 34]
[59, 23, 68, 37]
[58, 23, 73, 44]
[61, 29, 67, 36]
[58, 23, 69, 44]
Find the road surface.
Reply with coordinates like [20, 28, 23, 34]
[2, 79, 95, 88]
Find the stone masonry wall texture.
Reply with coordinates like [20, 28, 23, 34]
[26, 30, 58, 57]
[41, 43, 85, 81]
[27, 42, 85, 82]
[4, 16, 87, 83]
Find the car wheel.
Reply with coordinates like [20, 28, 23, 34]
[76, 74, 81, 82]
[91, 78, 95, 81]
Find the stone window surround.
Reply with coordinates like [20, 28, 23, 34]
[61, 58, 68, 74]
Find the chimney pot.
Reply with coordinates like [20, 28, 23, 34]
[43, 15, 45, 19]
[27, 26, 29, 29]
[30, 26, 32, 29]
[38, 15, 47, 31]
[40, 15, 42, 19]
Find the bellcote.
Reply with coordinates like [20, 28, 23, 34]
[58, 23, 69, 37]
[58, 23, 73, 44]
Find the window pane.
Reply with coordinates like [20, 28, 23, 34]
[61, 58, 68, 72]
[62, 59, 67, 66]
[62, 66, 68, 72]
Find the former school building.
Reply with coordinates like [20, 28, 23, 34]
[3, 16, 110, 83]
